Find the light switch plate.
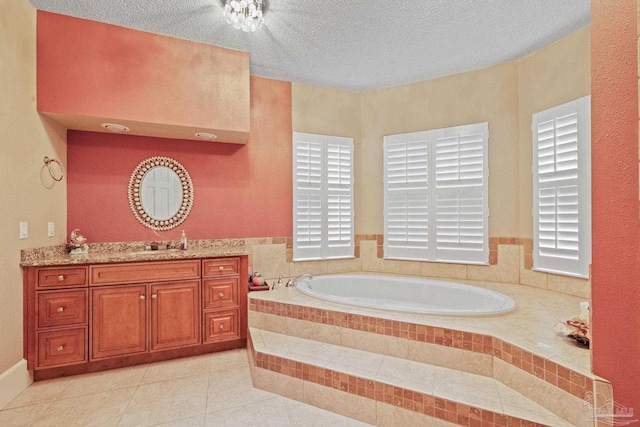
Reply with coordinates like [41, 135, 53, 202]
[48, 222, 55, 237]
[19, 222, 28, 239]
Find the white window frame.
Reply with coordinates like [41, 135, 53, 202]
[532, 96, 591, 278]
[293, 132, 354, 261]
[383, 122, 489, 264]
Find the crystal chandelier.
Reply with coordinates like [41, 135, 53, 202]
[223, 0, 265, 32]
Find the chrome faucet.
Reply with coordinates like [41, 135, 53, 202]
[286, 273, 313, 287]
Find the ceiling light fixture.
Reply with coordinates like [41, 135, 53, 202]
[223, 0, 265, 32]
[101, 123, 130, 133]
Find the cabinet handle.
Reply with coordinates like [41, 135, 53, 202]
[57, 306, 64, 313]
[139, 295, 146, 300]
[218, 292, 225, 298]
[219, 324, 225, 330]
[58, 275, 65, 281]
[151, 294, 157, 299]
[56, 345, 64, 352]
[218, 266, 224, 271]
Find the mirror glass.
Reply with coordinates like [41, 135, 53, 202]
[128, 157, 194, 231]
[140, 166, 183, 220]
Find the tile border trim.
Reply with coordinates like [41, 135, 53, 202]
[248, 333, 551, 427]
[249, 299, 593, 402]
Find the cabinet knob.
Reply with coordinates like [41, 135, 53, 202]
[219, 324, 225, 330]
[56, 345, 64, 352]
[151, 294, 157, 299]
[57, 306, 64, 313]
[218, 266, 224, 271]
[139, 295, 146, 300]
[218, 292, 225, 298]
[58, 275, 65, 281]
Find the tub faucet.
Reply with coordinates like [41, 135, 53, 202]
[287, 273, 313, 287]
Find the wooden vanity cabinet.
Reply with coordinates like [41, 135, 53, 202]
[91, 284, 148, 359]
[24, 255, 247, 379]
[202, 258, 244, 343]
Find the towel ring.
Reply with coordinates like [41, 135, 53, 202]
[43, 156, 64, 182]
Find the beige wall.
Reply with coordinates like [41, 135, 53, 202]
[292, 27, 590, 240]
[360, 62, 520, 236]
[518, 26, 591, 238]
[0, 0, 67, 375]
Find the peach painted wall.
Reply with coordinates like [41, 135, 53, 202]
[591, 0, 640, 414]
[67, 77, 292, 242]
[36, 11, 250, 143]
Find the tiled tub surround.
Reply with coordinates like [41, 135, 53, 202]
[247, 283, 610, 427]
[249, 236, 591, 299]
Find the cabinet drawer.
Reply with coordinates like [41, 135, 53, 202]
[38, 290, 87, 328]
[203, 278, 238, 310]
[37, 267, 87, 288]
[204, 310, 239, 343]
[90, 260, 200, 285]
[202, 258, 238, 277]
[38, 328, 87, 368]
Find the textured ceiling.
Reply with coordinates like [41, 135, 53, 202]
[28, 0, 590, 92]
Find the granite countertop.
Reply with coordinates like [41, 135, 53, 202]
[20, 239, 250, 267]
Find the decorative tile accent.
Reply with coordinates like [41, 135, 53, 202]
[249, 299, 594, 404]
[248, 333, 551, 427]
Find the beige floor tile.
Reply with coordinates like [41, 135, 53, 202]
[119, 375, 208, 426]
[153, 414, 206, 426]
[209, 349, 250, 372]
[208, 365, 253, 390]
[141, 354, 211, 384]
[283, 397, 373, 426]
[3, 377, 74, 409]
[58, 364, 148, 399]
[205, 397, 290, 426]
[32, 387, 135, 427]
[0, 403, 50, 427]
[206, 367, 276, 413]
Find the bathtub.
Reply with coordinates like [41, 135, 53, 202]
[294, 274, 516, 316]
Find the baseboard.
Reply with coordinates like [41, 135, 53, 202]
[0, 360, 32, 410]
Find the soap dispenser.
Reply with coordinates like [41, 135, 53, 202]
[180, 230, 188, 250]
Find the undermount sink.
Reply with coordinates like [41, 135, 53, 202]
[127, 249, 181, 256]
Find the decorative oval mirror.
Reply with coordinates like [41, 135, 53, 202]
[128, 156, 194, 231]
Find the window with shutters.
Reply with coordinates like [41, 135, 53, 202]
[293, 132, 354, 261]
[532, 96, 591, 278]
[383, 123, 489, 264]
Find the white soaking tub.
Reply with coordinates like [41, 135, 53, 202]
[294, 274, 515, 316]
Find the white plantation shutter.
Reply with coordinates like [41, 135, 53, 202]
[293, 132, 354, 260]
[434, 125, 488, 263]
[384, 123, 488, 263]
[533, 96, 591, 277]
[384, 133, 430, 260]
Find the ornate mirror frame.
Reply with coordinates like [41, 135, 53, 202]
[127, 156, 194, 231]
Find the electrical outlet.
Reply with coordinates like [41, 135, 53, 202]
[48, 222, 55, 237]
[19, 222, 28, 239]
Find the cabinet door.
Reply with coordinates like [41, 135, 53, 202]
[203, 278, 238, 310]
[151, 280, 200, 351]
[91, 285, 147, 360]
[204, 310, 239, 343]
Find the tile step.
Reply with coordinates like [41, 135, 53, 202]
[249, 327, 573, 427]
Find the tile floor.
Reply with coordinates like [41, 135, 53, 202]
[0, 349, 372, 427]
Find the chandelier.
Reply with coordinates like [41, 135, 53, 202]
[223, 0, 265, 32]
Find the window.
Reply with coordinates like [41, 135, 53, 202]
[532, 96, 591, 278]
[293, 132, 354, 261]
[383, 122, 489, 264]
